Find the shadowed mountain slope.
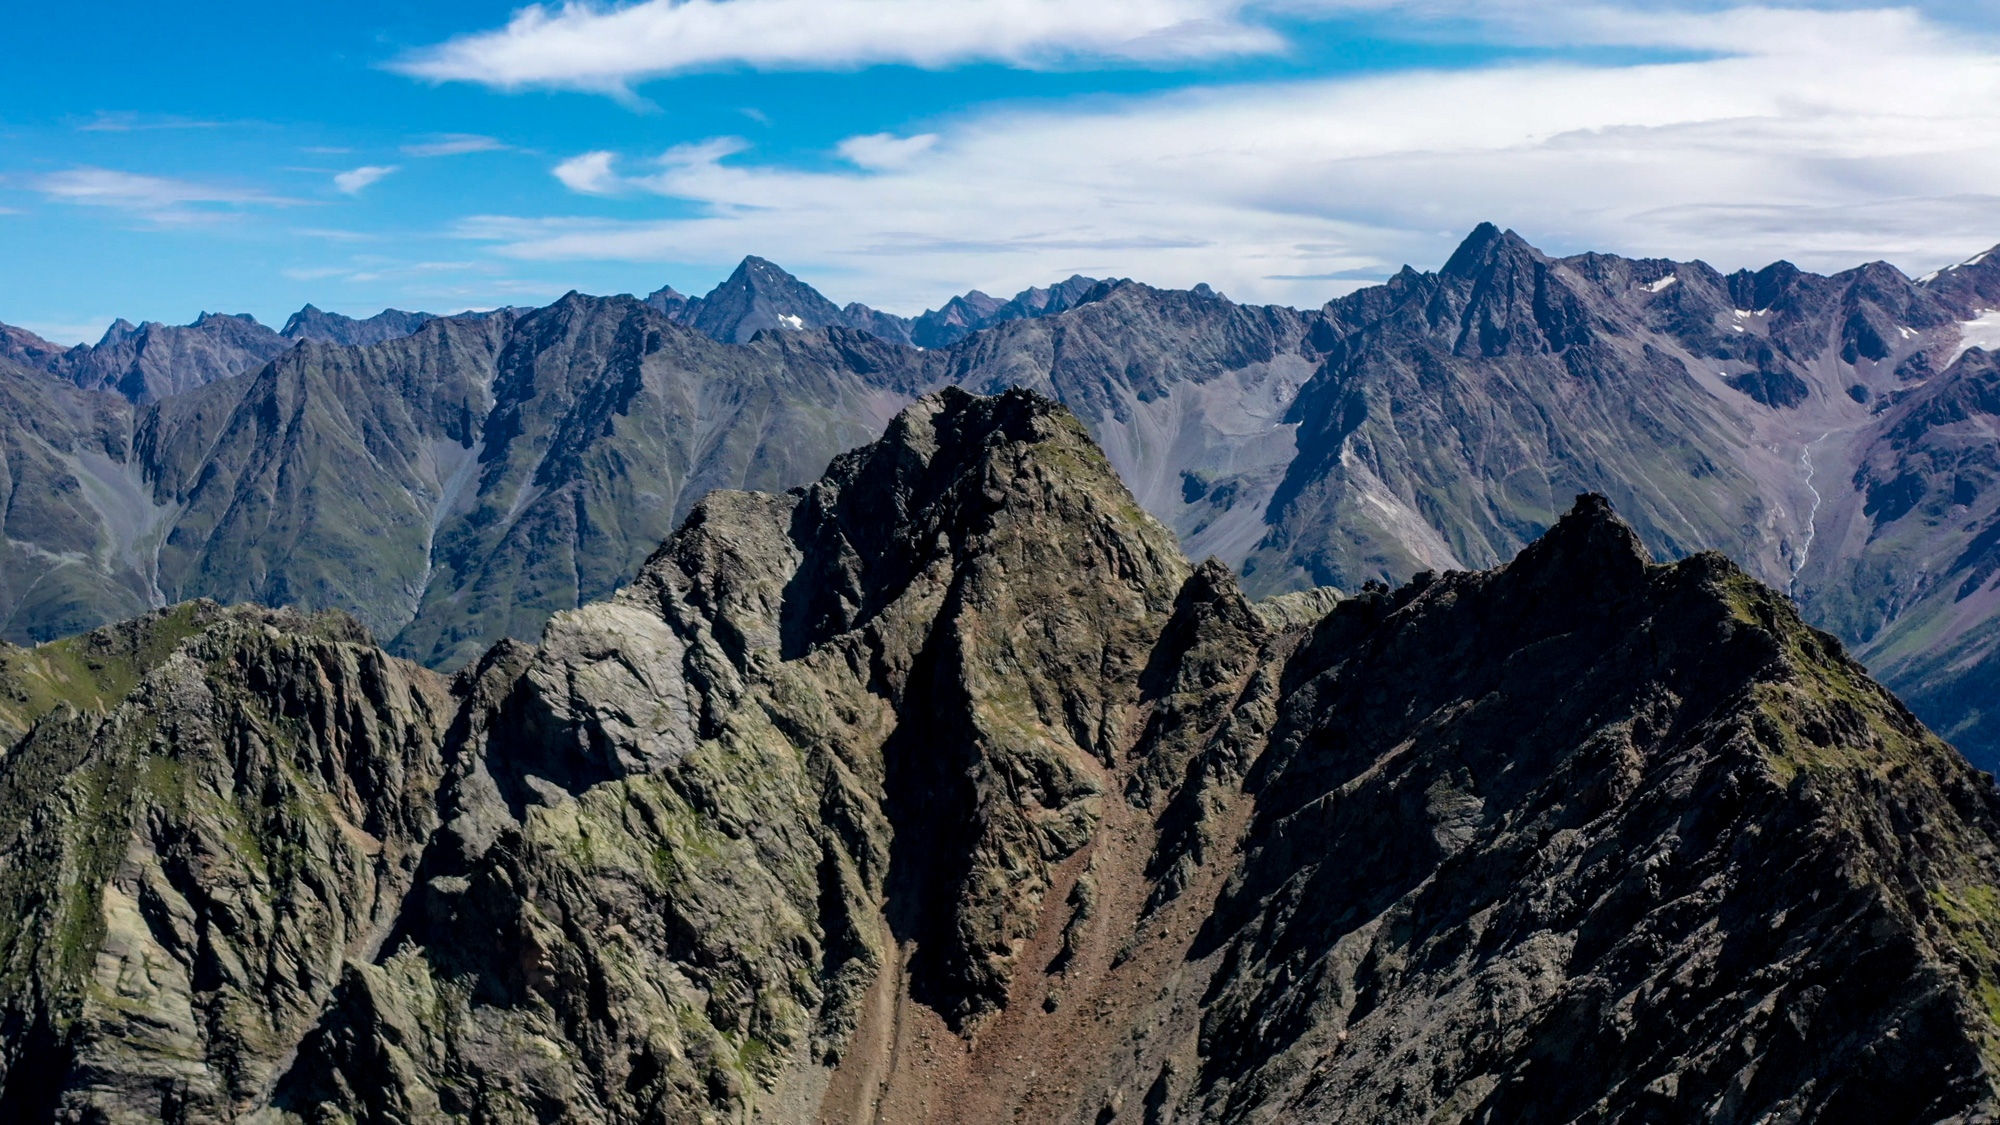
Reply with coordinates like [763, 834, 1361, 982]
[0, 393, 1993, 1124]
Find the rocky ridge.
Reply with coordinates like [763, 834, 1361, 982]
[643, 256, 1110, 349]
[280, 306, 438, 348]
[0, 305, 442, 404]
[0, 390, 1995, 1123]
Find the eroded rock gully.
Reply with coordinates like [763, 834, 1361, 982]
[0, 388, 1996, 1124]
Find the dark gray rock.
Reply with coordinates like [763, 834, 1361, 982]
[280, 304, 437, 347]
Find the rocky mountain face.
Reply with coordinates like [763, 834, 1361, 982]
[0, 276, 1278, 685]
[59, 313, 296, 403]
[280, 305, 437, 348]
[0, 390, 1995, 1124]
[1245, 224, 2000, 768]
[2, 226, 1997, 770]
[0, 298, 930, 675]
[905, 274, 1109, 348]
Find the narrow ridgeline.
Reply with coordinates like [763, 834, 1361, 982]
[0, 389, 1993, 1124]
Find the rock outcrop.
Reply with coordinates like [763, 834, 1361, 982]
[0, 390, 1994, 1123]
[0, 602, 453, 1122]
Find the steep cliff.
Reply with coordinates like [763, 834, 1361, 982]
[0, 602, 453, 1122]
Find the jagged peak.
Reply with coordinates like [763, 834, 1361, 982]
[191, 311, 263, 328]
[718, 254, 815, 292]
[1499, 492, 1654, 597]
[1440, 222, 1546, 279]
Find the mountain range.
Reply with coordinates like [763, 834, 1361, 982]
[0, 226, 1994, 776]
[0, 389, 1994, 1122]
[0, 258, 1105, 406]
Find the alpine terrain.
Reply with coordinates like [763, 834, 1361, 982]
[0, 226, 1995, 773]
[0, 389, 1992, 1123]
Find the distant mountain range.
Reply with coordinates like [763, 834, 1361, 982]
[642, 255, 1112, 347]
[0, 260, 1107, 404]
[0, 227, 1995, 772]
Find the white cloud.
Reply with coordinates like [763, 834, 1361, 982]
[393, 0, 1281, 94]
[334, 165, 399, 194]
[455, 7, 2000, 311]
[838, 133, 940, 170]
[403, 133, 509, 157]
[553, 138, 752, 195]
[36, 167, 298, 223]
[74, 112, 227, 132]
[554, 151, 624, 194]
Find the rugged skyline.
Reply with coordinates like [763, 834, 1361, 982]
[7, 1, 2000, 344]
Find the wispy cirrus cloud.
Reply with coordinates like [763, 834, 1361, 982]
[36, 167, 301, 224]
[402, 133, 510, 157]
[461, 7, 2000, 311]
[72, 111, 228, 132]
[333, 165, 399, 194]
[392, 0, 1282, 95]
[282, 258, 487, 284]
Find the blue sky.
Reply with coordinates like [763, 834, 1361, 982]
[4, 0, 2000, 343]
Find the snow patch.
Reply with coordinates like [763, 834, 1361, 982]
[777, 313, 805, 330]
[1642, 275, 1678, 293]
[1953, 309, 2000, 364]
[1897, 325, 1918, 340]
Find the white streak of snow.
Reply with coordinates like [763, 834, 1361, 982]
[1952, 309, 2000, 364]
[1791, 432, 1829, 599]
[1643, 275, 1678, 293]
